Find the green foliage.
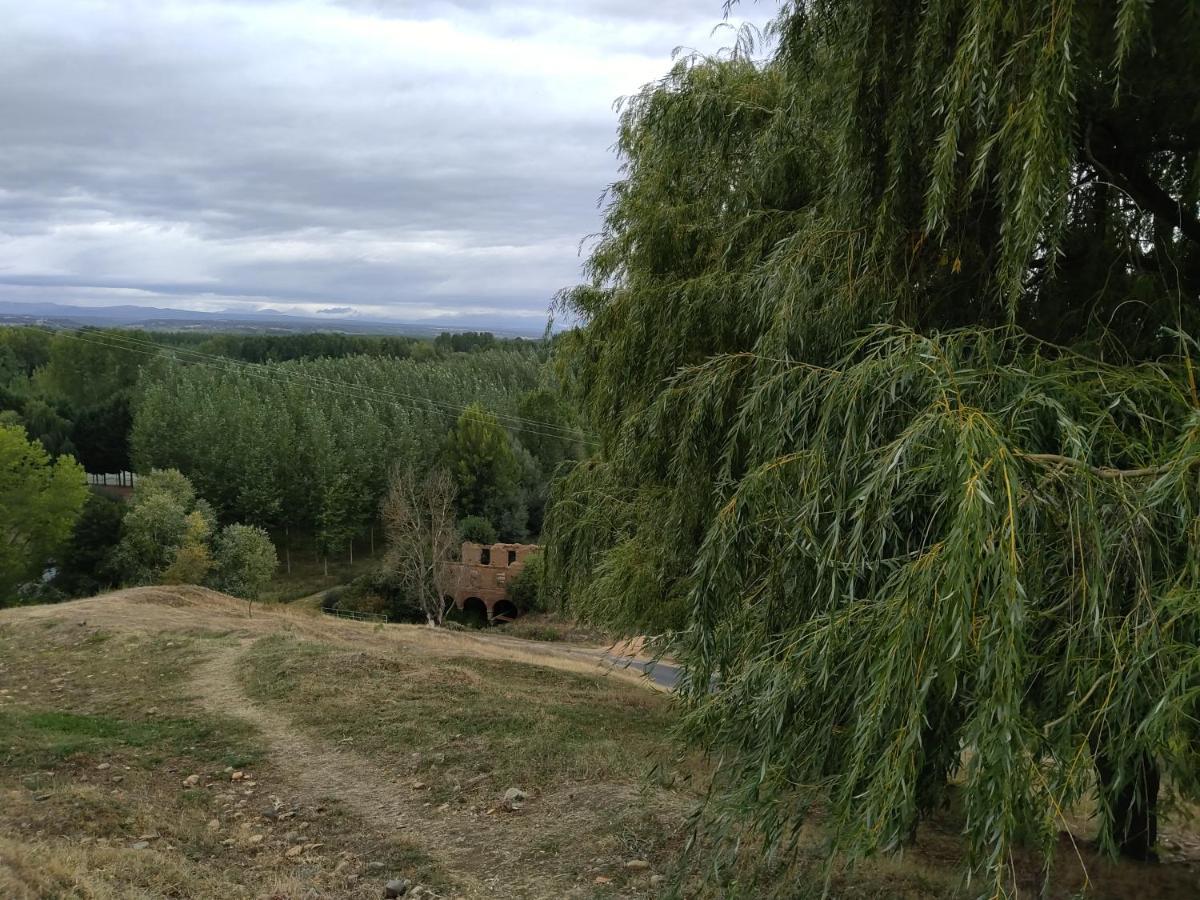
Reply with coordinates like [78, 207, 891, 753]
[132, 349, 539, 535]
[442, 403, 524, 536]
[17, 399, 75, 458]
[457, 515, 497, 545]
[70, 394, 132, 475]
[213, 524, 277, 601]
[434, 331, 497, 353]
[514, 388, 581, 475]
[546, 1, 1200, 892]
[111, 468, 220, 586]
[335, 569, 426, 623]
[162, 510, 215, 585]
[134, 467, 197, 510]
[509, 551, 545, 614]
[112, 491, 191, 585]
[40, 328, 145, 410]
[54, 492, 125, 597]
[187, 331, 421, 363]
[0, 424, 88, 604]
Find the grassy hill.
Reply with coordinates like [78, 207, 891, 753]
[2, 589, 1198, 899]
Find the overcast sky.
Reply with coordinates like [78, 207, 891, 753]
[0, 0, 768, 329]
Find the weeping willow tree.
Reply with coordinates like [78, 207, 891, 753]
[546, 0, 1200, 893]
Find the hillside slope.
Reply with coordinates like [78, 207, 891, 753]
[0, 588, 687, 899]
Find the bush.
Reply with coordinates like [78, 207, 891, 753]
[458, 515, 497, 546]
[509, 552, 545, 613]
[55, 492, 125, 597]
[321, 587, 345, 612]
[213, 524, 277, 600]
[336, 569, 425, 623]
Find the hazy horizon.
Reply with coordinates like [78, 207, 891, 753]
[0, 1, 767, 329]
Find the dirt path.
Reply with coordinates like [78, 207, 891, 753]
[189, 635, 599, 899]
[2, 588, 664, 897]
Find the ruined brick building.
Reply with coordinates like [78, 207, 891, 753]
[446, 541, 538, 623]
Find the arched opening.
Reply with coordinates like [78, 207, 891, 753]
[491, 598, 519, 624]
[451, 596, 488, 629]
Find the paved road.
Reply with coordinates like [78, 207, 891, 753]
[601, 654, 682, 689]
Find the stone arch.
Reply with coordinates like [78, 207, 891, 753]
[460, 596, 489, 629]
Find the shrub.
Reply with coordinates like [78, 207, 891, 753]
[55, 492, 125, 597]
[509, 552, 545, 613]
[213, 524, 277, 601]
[338, 569, 425, 623]
[458, 515, 497, 546]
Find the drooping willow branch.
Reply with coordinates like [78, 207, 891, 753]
[1018, 452, 1169, 479]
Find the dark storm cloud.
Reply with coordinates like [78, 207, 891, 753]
[0, 0, 763, 324]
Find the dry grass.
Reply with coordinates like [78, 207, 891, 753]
[0, 617, 434, 899]
[3, 589, 1199, 899]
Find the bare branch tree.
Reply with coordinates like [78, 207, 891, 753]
[381, 466, 459, 627]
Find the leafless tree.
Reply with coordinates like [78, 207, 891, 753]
[381, 466, 458, 626]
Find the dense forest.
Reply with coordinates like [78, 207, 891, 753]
[2, 325, 579, 608]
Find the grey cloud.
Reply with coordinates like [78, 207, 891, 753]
[0, 0, 766, 325]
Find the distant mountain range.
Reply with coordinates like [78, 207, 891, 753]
[0, 301, 550, 339]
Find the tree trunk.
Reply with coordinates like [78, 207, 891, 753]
[1096, 750, 1160, 861]
[323, 557, 328, 578]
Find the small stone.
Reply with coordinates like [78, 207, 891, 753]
[625, 859, 651, 872]
[650, 874, 667, 886]
[593, 875, 611, 884]
[130, 840, 150, 850]
[231, 771, 245, 781]
[333, 859, 350, 875]
[96, 763, 111, 771]
[285, 845, 304, 858]
[384, 878, 411, 898]
[248, 834, 264, 845]
[501, 787, 528, 811]
[411, 781, 426, 790]
[261, 806, 279, 820]
[367, 860, 386, 872]
[183, 774, 201, 787]
[207, 818, 220, 831]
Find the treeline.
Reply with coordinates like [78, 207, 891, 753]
[163, 331, 424, 363]
[131, 349, 570, 556]
[153, 329, 536, 364]
[0, 326, 140, 473]
[2, 323, 573, 607]
[0, 325, 540, 478]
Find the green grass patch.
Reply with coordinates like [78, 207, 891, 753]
[239, 633, 679, 795]
[0, 708, 260, 770]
